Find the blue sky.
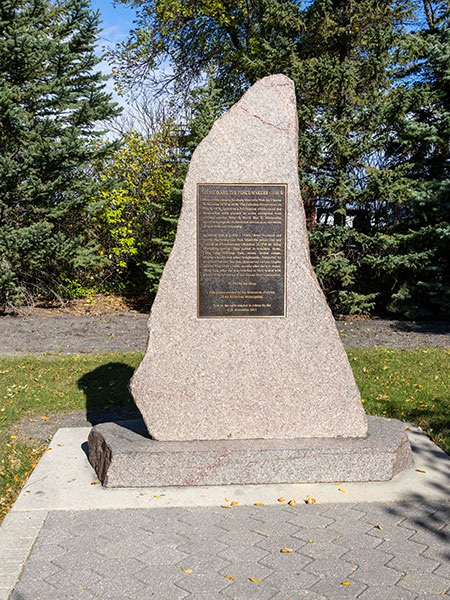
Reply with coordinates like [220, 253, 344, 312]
[90, 0, 137, 109]
[91, 0, 135, 48]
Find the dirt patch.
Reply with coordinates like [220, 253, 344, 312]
[336, 318, 450, 350]
[0, 313, 149, 355]
[1, 312, 449, 355]
[2, 294, 151, 317]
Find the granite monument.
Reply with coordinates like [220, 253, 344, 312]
[88, 74, 412, 486]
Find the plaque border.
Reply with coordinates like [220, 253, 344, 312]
[196, 183, 287, 319]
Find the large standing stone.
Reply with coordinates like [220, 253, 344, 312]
[130, 74, 368, 441]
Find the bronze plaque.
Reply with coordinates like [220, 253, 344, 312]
[198, 183, 286, 318]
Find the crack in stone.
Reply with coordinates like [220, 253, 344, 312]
[237, 104, 290, 132]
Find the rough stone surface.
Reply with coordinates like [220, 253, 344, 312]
[131, 74, 367, 441]
[88, 416, 411, 487]
[9, 501, 450, 600]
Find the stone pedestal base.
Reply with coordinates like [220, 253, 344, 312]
[88, 416, 412, 487]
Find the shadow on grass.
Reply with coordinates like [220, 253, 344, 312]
[366, 399, 450, 456]
[77, 362, 141, 425]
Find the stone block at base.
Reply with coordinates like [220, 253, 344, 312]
[88, 416, 412, 487]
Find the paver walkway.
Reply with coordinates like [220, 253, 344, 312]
[9, 502, 449, 600]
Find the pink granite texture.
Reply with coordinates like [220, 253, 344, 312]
[131, 74, 368, 441]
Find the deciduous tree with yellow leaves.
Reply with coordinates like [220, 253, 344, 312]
[92, 127, 181, 294]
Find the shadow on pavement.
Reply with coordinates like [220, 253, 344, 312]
[378, 426, 450, 564]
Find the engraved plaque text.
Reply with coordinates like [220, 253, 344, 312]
[198, 184, 286, 317]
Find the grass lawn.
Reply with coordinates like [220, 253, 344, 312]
[1, 348, 449, 520]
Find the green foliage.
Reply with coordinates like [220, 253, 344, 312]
[0, 0, 120, 308]
[92, 128, 180, 293]
[112, 0, 303, 101]
[3, 0, 441, 318]
[186, 67, 228, 151]
[297, 0, 416, 226]
[309, 224, 450, 317]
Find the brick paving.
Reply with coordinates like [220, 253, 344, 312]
[10, 501, 449, 600]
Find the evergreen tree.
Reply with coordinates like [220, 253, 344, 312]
[297, 0, 415, 227]
[379, 0, 450, 316]
[0, 0, 121, 308]
[186, 66, 228, 151]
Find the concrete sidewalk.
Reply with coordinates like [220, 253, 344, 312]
[1, 425, 449, 600]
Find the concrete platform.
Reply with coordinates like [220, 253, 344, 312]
[88, 416, 412, 487]
[2, 422, 448, 600]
